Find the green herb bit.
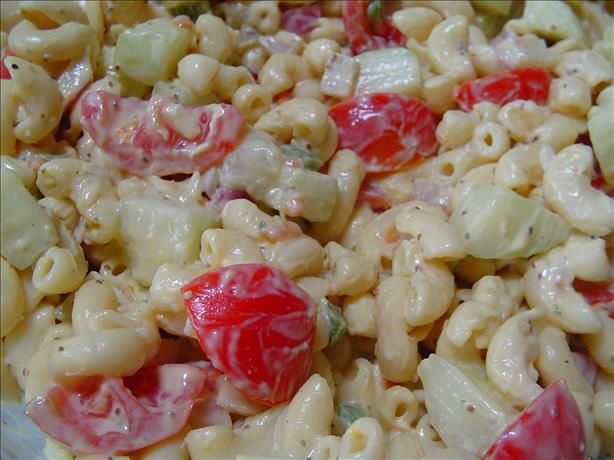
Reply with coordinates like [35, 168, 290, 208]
[169, 1, 210, 21]
[336, 402, 368, 430]
[320, 299, 346, 345]
[280, 144, 324, 171]
[367, 0, 384, 20]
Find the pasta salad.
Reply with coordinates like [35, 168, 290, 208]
[0, 0, 613, 459]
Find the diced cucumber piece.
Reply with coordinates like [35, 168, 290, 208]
[0, 168, 58, 270]
[319, 299, 346, 344]
[114, 18, 192, 86]
[263, 166, 338, 222]
[449, 184, 570, 260]
[164, 1, 210, 21]
[119, 196, 219, 285]
[417, 355, 516, 456]
[355, 48, 421, 97]
[588, 86, 614, 185]
[471, 0, 512, 16]
[520, 0, 583, 42]
[280, 144, 324, 171]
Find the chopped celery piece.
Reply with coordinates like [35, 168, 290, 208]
[449, 184, 570, 260]
[336, 403, 368, 431]
[263, 166, 338, 222]
[1, 168, 58, 270]
[119, 196, 219, 285]
[165, 1, 210, 21]
[471, 0, 512, 16]
[355, 48, 421, 97]
[280, 144, 324, 171]
[417, 355, 515, 456]
[520, 0, 583, 42]
[588, 86, 614, 185]
[319, 299, 346, 344]
[114, 18, 192, 86]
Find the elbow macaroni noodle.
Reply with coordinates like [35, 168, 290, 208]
[0, 1, 613, 459]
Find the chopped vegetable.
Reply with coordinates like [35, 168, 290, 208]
[0, 49, 14, 80]
[454, 67, 551, 111]
[417, 355, 516, 456]
[342, 0, 405, 55]
[281, 144, 324, 171]
[80, 90, 245, 176]
[519, 0, 583, 42]
[182, 264, 317, 405]
[573, 279, 614, 306]
[329, 93, 438, 173]
[449, 184, 570, 260]
[25, 363, 214, 455]
[165, 1, 210, 21]
[482, 380, 585, 460]
[263, 165, 338, 222]
[366, 0, 384, 20]
[319, 299, 347, 345]
[0, 167, 58, 270]
[119, 195, 219, 285]
[354, 47, 421, 97]
[114, 18, 192, 86]
[320, 52, 360, 99]
[281, 4, 320, 36]
[475, 14, 507, 39]
[588, 86, 614, 185]
[336, 402, 368, 431]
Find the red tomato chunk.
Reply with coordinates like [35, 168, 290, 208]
[329, 93, 438, 173]
[455, 67, 551, 112]
[482, 380, 585, 460]
[182, 263, 316, 405]
[25, 363, 212, 455]
[80, 90, 244, 176]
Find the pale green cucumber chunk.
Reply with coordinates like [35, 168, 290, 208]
[1, 168, 58, 270]
[355, 47, 421, 97]
[417, 355, 515, 456]
[263, 166, 338, 222]
[119, 196, 219, 285]
[520, 0, 583, 41]
[449, 184, 570, 259]
[114, 18, 192, 86]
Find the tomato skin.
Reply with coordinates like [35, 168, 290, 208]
[329, 93, 438, 173]
[182, 263, 317, 406]
[454, 67, 551, 112]
[342, 1, 404, 55]
[573, 280, 614, 305]
[25, 363, 212, 455]
[482, 380, 585, 460]
[80, 90, 244, 176]
[1, 49, 14, 79]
